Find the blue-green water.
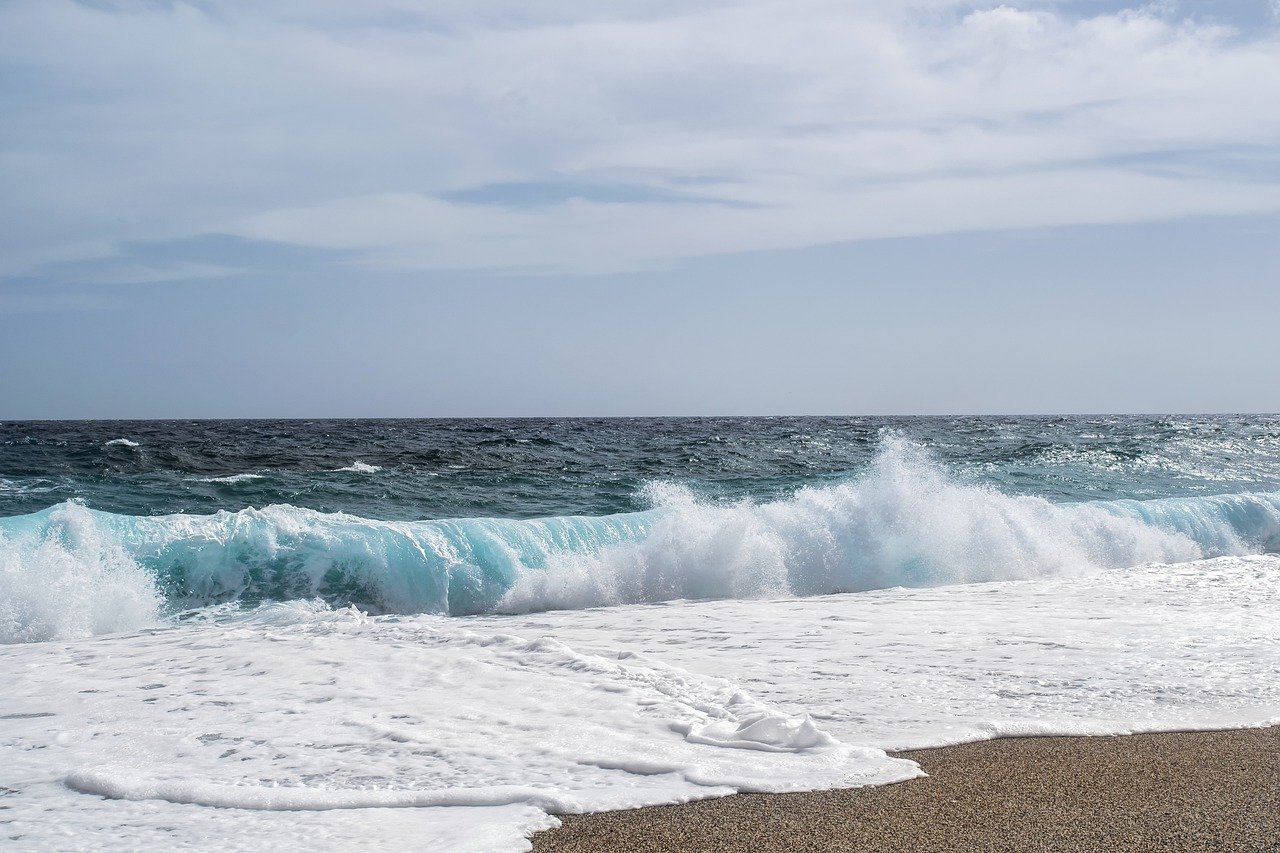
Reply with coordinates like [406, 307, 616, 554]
[2, 416, 1279, 636]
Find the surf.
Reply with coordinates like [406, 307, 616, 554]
[2, 438, 1278, 643]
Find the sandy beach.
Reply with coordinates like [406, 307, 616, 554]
[532, 727, 1280, 852]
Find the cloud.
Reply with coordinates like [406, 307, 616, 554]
[2, 0, 1279, 277]
[1, 234, 349, 288]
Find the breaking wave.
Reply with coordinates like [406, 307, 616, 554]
[2, 439, 1278, 642]
[335, 462, 382, 474]
[0, 501, 163, 644]
[194, 473, 264, 484]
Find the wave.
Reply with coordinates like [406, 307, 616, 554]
[104, 438, 139, 448]
[194, 473, 264, 484]
[2, 439, 1278, 643]
[0, 501, 163, 644]
[334, 462, 382, 474]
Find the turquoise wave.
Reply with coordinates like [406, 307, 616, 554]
[2, 440, 1279, 643]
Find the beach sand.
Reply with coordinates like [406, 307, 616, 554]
[532, 727, 1279, 852]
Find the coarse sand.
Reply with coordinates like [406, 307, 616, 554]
[532, 727, 1279, 852]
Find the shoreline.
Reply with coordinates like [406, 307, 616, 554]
[531, 726, 1279, 852]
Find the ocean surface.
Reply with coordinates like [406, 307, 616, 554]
[3, 416, 1279, 851]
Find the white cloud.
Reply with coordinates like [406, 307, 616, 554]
[1, 0, 1279, 276]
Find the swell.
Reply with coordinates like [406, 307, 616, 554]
[2, 440, 1278, 643]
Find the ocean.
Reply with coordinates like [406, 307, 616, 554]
[3, 416, 1279, 850]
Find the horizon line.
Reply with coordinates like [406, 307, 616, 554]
[2, 411, 1277, 424]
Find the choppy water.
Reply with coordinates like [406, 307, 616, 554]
[5, 415, 1280, 519]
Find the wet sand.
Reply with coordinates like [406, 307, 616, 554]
[532, 727, 1279, 852]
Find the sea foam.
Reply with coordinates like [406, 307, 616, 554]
[500, 439, 1229, 612]
[195, 473, 265, 484]
[335, 461, 382, 473]
[3, 555, 1277, 851]
[0, 502, 162, 643]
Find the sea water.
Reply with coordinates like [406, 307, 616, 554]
[2, 417, 1278, 850]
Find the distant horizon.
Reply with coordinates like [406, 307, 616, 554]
[5, 411, 1279, 423]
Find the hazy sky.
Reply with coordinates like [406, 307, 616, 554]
[2, 0, 1278, 417]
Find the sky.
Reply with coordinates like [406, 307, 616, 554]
[1, 0, 1278, 417]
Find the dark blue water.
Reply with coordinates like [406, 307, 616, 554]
[4, 416, 1280, 520]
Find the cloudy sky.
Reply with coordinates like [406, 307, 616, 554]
[2, 0, 1278, 417]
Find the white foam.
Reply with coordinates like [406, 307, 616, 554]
[65, 770, 580, 813]
[334, 461, 381, 473]
[104, 438, 139, 448]
[0, 502, 161, 643]
[499, 438, 1208, 613]
[196, 473, 265, 484]
[2, 555, 1276, 851]
[683, 711, 834, 752]
[509, 555, 1280, 751]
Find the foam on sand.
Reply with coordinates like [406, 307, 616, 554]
[2, 555, 1276, 851]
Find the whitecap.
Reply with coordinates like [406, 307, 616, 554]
[0, 502, 162, 643]
[6, 437, 1280, 622]
[195, 473, 264, 484]
[334, 461, 381, 474]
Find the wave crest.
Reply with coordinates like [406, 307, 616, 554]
[0, 502, 162, 643]
[500, 438, 1216, 612]
[1, 438, 1278, 642]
